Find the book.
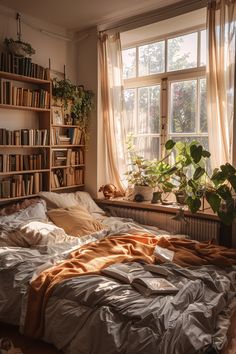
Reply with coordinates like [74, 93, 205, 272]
[143, 264, 173, 277]
[101, 262, 145, 284]
[101, 262, 179, 296]
[131, 277, 179, 296]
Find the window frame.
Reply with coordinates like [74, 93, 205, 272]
[122, 24, 207, 159]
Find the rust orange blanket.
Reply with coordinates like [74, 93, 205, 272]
[24, 232, 236, 339]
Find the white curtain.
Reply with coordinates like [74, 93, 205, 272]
[98, 32, 127, 193]
[207, 0, 236, 168]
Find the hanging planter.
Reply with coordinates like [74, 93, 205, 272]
[4, 13, 35, 57]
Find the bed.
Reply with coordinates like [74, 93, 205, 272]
[0, 191, 236, 354]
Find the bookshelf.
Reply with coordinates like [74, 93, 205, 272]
[0, 69, 85, 202]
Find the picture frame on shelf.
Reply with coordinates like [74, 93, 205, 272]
[52, 106, 64, 125]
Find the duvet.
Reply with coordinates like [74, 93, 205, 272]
[1, 222, 236, 354]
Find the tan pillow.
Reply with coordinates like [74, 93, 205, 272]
[47, 205, 104, 237]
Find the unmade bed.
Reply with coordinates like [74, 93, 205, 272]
[0, 191, 236, 354]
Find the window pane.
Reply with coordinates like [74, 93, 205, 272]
[200, 78, 207, 132]
[135, 136, 160, 160]
[122, 48, 136, 79]
[138, 41, 165, 76]
[138, 85, 160, 134]
[170, 80, 197, 133]
[124, 89, 136, 134]
[167, 33, 198, 71]
[200, 30, 206, 66]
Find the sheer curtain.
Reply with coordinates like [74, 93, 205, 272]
[98, 32, 127, 193]
[207, 0, 236, 168]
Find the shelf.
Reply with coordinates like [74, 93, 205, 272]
[0, 194, 38, 203]
[0, 71, 50, 84]
[51, 184, 85, 191]
[51, 165, 85, 169]
[0, 104, 50, 112]
[0, 169, 50, 176]
[0, 145, 50, 148]
[51, 125, 82, 128]
[51, 145, 85, 148]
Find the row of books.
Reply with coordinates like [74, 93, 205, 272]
[0, 79, 50, 109]
[0, 153, 47, 173]
[51, 127, 83, 145]
[0, 172, 43, 199]
[0, 52, 49, 80]
[0, 128, 49, 146]
[51, 168, 84, 189]
[52, 148, 84, 167]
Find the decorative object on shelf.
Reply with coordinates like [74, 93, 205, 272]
[133, 194, 144, 203]
[133, 185, 153, 201]
[52, 106, 64, 125]
[98, 184, 124, 200]
[5, 13, 35, 57]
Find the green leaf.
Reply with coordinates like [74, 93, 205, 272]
[211, 171, 227, 186]
[188, 179, 197, 190]
[205, 191, 221, 213]
[193, 167, 205, 180]
[163, 181, 175, 189]
[202, 150, 211, 158]
[165, 139, 175, 150]
[186, 196, 201, 213]
[228, 175, 236, 192]
[220, 163, 236, 176]
[217, 185, 232, 200]
[190, 145, 203, 164]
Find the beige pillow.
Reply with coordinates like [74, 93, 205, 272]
[47, 205, 104, 237]
[38, 191, 79, 210]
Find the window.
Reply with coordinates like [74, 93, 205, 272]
[122, 27, 207, 160]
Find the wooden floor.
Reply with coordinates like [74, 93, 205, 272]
[0, 322, 63, 354]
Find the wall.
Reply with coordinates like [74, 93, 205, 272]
[76, 28, 106, 197]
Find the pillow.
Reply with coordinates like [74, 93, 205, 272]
[74, 191, 105, 215]
[38, 191, 79, 210]
[0, 199, 47, 224]
[19, 221, 76, 246]
[47, 205, 104, 237]
[0, 198, 41, 216]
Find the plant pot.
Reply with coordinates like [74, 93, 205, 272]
[175, 191, 187, 205]
[133, 185, 153, 201]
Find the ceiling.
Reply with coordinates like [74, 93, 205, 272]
[0, 0, 181, 31]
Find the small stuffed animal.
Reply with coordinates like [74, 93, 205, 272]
[99, 184, 124, 199]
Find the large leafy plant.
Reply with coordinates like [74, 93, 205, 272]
[165, 139, 236, 224]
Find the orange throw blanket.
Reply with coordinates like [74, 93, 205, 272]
[23, 232, 236, 339]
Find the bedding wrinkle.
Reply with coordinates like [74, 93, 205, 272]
[23, 232, 236, 342]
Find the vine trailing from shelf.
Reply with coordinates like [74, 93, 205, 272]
[52, 78, 94, 138]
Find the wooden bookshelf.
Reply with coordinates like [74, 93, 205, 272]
[0, 70, 86, 202]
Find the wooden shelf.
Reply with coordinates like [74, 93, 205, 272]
[0, 71, 50, 84]
[0, 194, 38, 203]
[0, 169, 50, 176]
[51, 184, 85, 191]
[0, 104, 50, 112]
[51, 124, 82, 128]
[51, 145, 85, 148]
[51, 165, 85, 169]
[0, 145, 50, 148]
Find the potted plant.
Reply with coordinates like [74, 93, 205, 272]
[125, 136, 176, 201]
[165, 139, 236, 225]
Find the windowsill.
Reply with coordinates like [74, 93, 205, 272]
[95, 197, 219, 221]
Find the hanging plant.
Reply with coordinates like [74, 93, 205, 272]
[52, 78, 76, 108]
[4, 13, 35, 57]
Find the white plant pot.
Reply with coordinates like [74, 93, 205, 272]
[133, 185, 153, 201]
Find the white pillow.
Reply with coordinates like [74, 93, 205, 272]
[74, 191, 105, 215]
[0, 200, 47, 224]
[38, 191, 79, 210]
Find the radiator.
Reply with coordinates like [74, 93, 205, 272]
[106, 206, 220, 243]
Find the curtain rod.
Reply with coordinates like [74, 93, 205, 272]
[98, 0, 207, 34]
